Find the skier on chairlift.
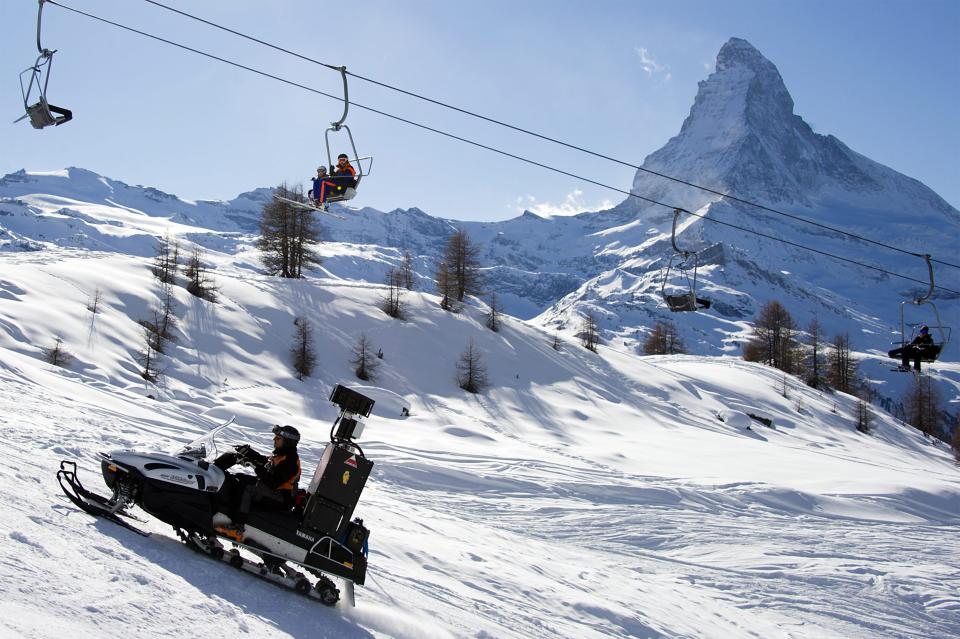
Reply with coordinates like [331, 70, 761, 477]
[331, 153, 357, 188]
[889, 325, 936, 372]
[310, 166, 336, 207]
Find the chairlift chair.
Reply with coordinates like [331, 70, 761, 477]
[15, 0, 72, 129]
[320, 66, 372, 205]
[660, 208, 710, 312]
[890, 254, 951, 365]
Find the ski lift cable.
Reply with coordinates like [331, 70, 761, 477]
[40, 1, 960, 297]
[129, 0, 960, 272]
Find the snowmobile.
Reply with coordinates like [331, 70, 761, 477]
[57, 384, 377, 606]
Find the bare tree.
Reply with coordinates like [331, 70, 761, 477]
[435, 260, 457, 312]
[152, 230, 179, 284]
[827, 332, 858, 394]
[184, 245, 218, 302]
[904, 374, 942, 439]
[485, 292, 502, 332]
[351, 333, 380, 381]
[400, 250, 416, 290]
[87, 287, 103, 314]
[855, 398, 873, 434]
[135, 315, 162, 382]
[382, 267, 406, 319]
[803, 317, 827, 389]
[443, 229, 483, 302]
[257, 183, 322, 278]
[155, 280, 178, 346]
[456, 338, 488, 393]
[743, 300, 801, 373]
[43, 336, 75, 368]
[137, 284, 176, 356]
[951, 415, 960, 463]
[291, 316, 316, 380]
[643, 320, 686, 355]
[579, 311, 600, 353]
[551, 328, 563, 351]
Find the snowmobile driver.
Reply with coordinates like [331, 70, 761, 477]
[214, 425, 302, 532]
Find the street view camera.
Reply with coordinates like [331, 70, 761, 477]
[302, 385, 376, 539]
[329, 384, 375, 443]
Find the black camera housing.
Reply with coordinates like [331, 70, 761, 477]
[329, 384, 375, 417]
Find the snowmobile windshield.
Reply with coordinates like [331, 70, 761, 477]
[175, 417, 237, 460]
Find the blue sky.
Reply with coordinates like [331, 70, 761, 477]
[2, 0, 958, 221]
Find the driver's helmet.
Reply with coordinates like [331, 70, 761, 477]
[920, 325, 929, 335]
[272, 424, 301, 445]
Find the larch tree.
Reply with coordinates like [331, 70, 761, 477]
[742, 300, 801, 374]
[257, 184, 322, 278]
[456, 338, 488, 394]
[443, 229, 483, 303]
[382, 267, 406, 319]
[351, 333, 380, 381]
[400, 250, 416, 291]
[643, 320, 686, 355]
[291, 316, 317, 381]
[827, 332, 858, 394]
[803, 317, 827, 390]
[950, 416, 960, 463]
[551, 328, 563, 351]
[136, 308, 164, 382]
[579, 311, 600, 353]
[184, 245, 218, 302]
[152, 230, 179, 284]
[486, 292, 502, 332]
[435, 260, 456, 312]
[904, 374, 942, 439]
[43, 336, 75, 368]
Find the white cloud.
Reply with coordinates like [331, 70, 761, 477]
[635, 47, 672, 81]
[515, 190, 615, 217]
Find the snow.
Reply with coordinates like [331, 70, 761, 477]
[0, 237, 958, 638]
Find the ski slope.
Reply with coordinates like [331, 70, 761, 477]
[0, 242, 958, 638]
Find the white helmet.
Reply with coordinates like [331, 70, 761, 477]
[317, 165, 327, 173]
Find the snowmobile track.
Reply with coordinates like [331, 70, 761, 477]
[175, 528, 342, 606]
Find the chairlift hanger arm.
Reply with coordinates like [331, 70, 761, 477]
[670, 208, 694, 259]
[36, 0, 56, 57]
[331, 65, 348, 130]
[914, 254, 934, 305]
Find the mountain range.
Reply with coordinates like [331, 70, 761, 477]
[2, 37, 957, 421]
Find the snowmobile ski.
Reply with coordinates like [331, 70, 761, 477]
[57, 461, 151, 536]
[272, 194, 346, 219]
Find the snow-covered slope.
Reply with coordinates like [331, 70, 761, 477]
[0, 240, 958, 638]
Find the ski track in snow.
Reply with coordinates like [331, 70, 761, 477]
[1, 357, 958, 638]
